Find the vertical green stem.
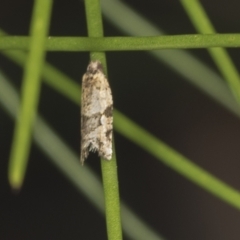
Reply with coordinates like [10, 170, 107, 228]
[84, 0, 122, 239]
[8, 0, 53, 189]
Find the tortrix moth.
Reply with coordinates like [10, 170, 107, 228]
[80, 61, 113, 164]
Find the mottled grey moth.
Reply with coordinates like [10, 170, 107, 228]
[80, 61, 113, 164]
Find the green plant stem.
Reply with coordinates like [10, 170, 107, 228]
[8, 0, 53, 189]
[84, 0, 122, 239]
[181, 0, 240, 104]
[1, 34, 240, 51]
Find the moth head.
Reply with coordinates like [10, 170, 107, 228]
[87, 61, 103, 74]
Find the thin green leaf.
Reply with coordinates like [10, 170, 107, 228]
[8, 0, 53, 189]
[114, 111, 240, 210]
[84, 0, 122, 239]
[181, 0, 240, 104]
[1, 34, 240, 51]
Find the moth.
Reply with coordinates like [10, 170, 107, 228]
[80, 61, 113, 164]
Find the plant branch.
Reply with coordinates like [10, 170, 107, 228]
[84, 0, 122, 239]
[8, 0, 53, 190]
[1, 34, 240, 51]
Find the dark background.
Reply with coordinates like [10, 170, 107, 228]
[1, 0, 240, 239]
